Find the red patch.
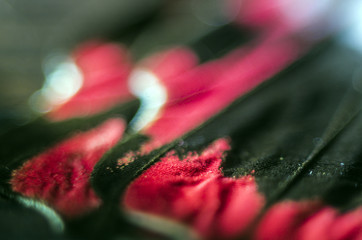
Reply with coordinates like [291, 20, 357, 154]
[255, 201, 362, 240]
[139, 47, 198, 87]
[48, 42, 134, 121]
[227, 0, 284, 30]
[142, 36, 303, 149]
[124, 138, 265, 239]
[11, 118, 126, 217]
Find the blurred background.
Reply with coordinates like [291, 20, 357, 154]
[0, 0, 224, 115]
[0, 0, 362, 122]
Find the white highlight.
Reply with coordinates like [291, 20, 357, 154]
[16, 196, 64, 233]
[339, 0, 362, 54]
[125, 209, 198, 240]
[128, 68, 167, 131]
[29, 55, 83, 114]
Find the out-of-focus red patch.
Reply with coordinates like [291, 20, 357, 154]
[124, 138, 265, 239]
[255, 201, 322, 240]
[142, 36, 303, 150]
[227, 0, 284, 30]
[48, 42, 134, 121]
[139, 47, 198, 85]
[255, 201, 362, 240]
[11, 118, 126, 217]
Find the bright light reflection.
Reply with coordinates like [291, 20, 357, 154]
[17, 196, 64, 233]
[29, 55, 83, 114]
[128, 68, 167, 131]
[339, 0, 362, 54]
